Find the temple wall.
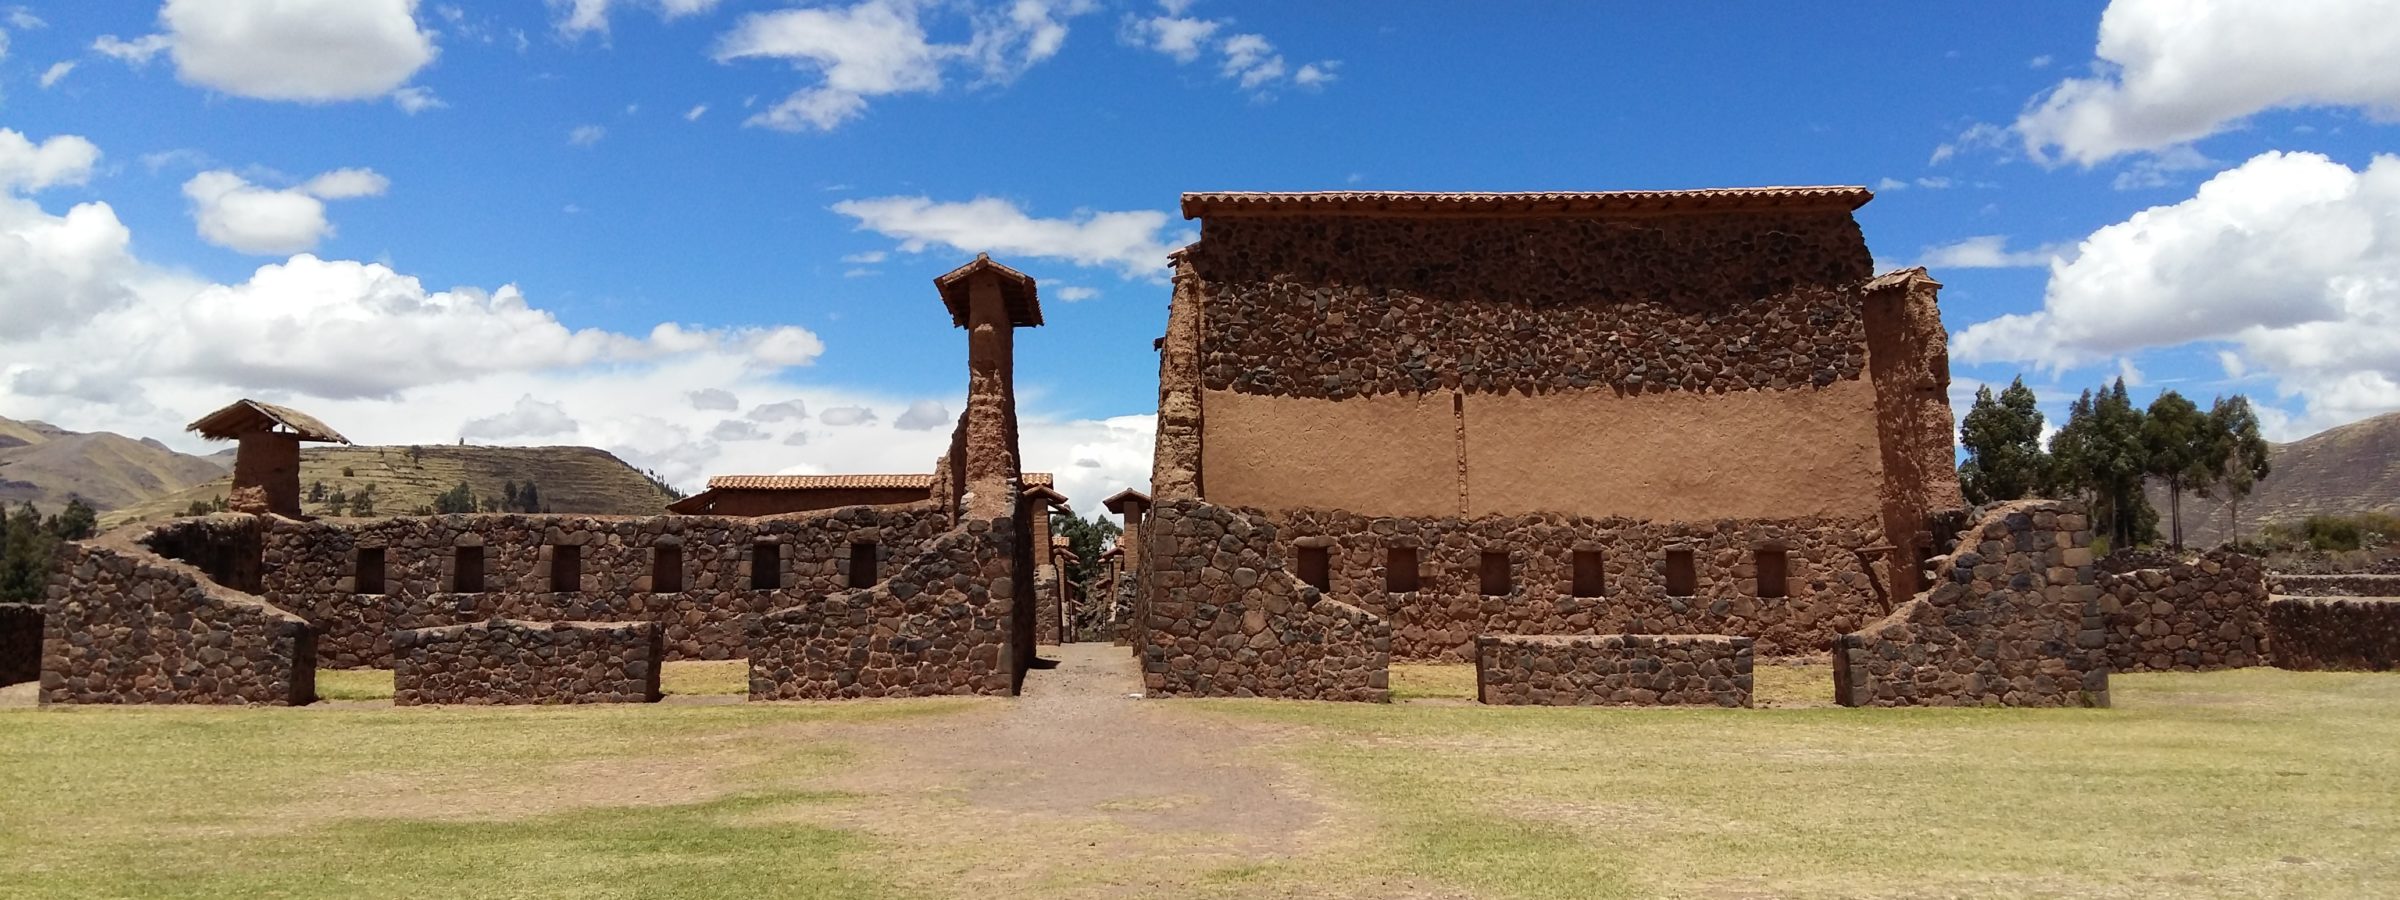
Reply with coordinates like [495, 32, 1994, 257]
[748, 516, 1019, 699]
[1476, 634, 1753, 707]
[42, 528, 315, 705]
[2100, 550, 2270, 672]
[394, 618, 664, 705]
[1136, 499, 1390, 701]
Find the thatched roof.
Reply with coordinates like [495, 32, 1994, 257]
[934, 254, 1042, 328]
[186, 399, 350, 443]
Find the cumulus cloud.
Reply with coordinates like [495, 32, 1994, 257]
[687, 388, 739, 411]
[459, 394, 577, 440]
[714, 0, 1094, 132]
[92, 34, 171, 65]
[552, 0, 724, 37]
[1954, 151, 2400, 436]
[181, 168, 389, 255]
[750, 399, 808, 422]
[818, 406, 878, 426]
[0, 129, 100, 193]
[391, 86, 446, 114]
[831, 195, 1191, 278]
[568, 125, 607, 146]
[893, 399, 949, 431]
[1916, 235, 2063, 270]
[103, 0, 440, 104]
[709, 418, 769, 441]
[1121, 0, 1332, 94]
[2017, 0, 2400, 165]
[1054, 285, 1098, 302]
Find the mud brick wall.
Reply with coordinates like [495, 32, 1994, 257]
[393, 618, 663, 705]
[2269, 574, 2400, 598]
[748, 516, 1019, 700]
[2267, 597, 2400, 671]
[0, 603, 40, 686]
[1271, 508, 1886, 660]
[1136, 500, 1390, 702]
[1476, 634, 1753, 707]
[2101, 550, 2270, 672]
[1188, 211, 1872, 399]
[1833, 500, 2108, 708]
[43, 531, 315, 705]
[262, 504, 947, 666]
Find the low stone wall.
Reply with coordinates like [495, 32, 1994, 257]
[2100, 550, 2269, 672]
[1833, 500, 2108, 708]
[2267, 597, 2400, 671]
[1035, 563, 1062, 645]
[140, 514, 265, 593]
[1476, 634, 1752, 707]
[0, 603, 40, 686]
[43, 531, 316, 705]
[2270, 574, 2400, 598]
[392, 618, 663, 705]
[748, 516, 1019, 700]
[1136, 500, 1390, 702]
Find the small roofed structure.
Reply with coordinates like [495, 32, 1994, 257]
[1021, 483, 1071, 515]
[935, 253, 1043, 328]
[1101, 488, 1150, 517]
[186, 399, 351, 519]
[668, 472, 1057, 517]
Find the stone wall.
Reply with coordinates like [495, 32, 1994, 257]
[1135, 500, 1390, 701]
[140, 514, 265, 594]
[0, 603, 40, 686]
[393, 618, 663, 705]
[2266, 597, 2400, 672]
[43, 530, 315, 705]
[2269, 574, 2400, 598]
[1270, 507, 1887, 660]
[2100, 550, 2270, 672]
[262, 504, 947, 667]
[1475, 634, 1752, 707]
[1832, 500, 2108, 708]
[1035, 563, 1061, 645]
[748, 516, 1019, 700]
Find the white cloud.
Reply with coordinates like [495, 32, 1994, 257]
[459, 394, 577, 440]
[569, 125, 607, 146]
[1120, 1, 1331, 94]
[552, 0, 723, 38]
[1055, 285, 1098, 302]
[2018, 0, 2400, 165]
[750, 399, 808, 422]
[1916, 235, 2062, 270]
[685, 103, 708, 121]
[2109, 145, 2213, 191]
[38, 61, 73, 89]
[892, 399, 949, 430]
[391, 86, 446, 114]
[1122, 12, 1215, 62]
[110, 0, 441, 104]
[709, 418, 769, 441]
[831, 195, 1192, 278]
[0, 129, 100, 193]
[687, 388, 739, 411]
[819, 406, 878, 426]
[715, 0, 1096, 132]
[181, 168, 388, 255]
[1954, 151, 2400, 436]
[841, 250, 887, 264]
[1929, 122, 2009, 166]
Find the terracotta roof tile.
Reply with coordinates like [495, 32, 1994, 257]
[934, 254, 1043, 328]
[1180, 187, 1873, 219]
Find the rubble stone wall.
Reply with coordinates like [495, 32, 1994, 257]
[2270, 574, 2400, 598]
[748, 516, 1019, 700]
[1270, 507, 1887, 660]
[262, 504, 947, 667]
[42, 532, 315, 705]
[139, 514, 265, 594]
[1135, 500, 1390, 701]
[2267, 597, 2400, 672]
[1832, 501, 2108, 708]
[1475, 634, 1753, 707]
[393, 618, 663, 705]
[0, 603, 40, 686]
[1035, 563, 1061, 645]
[2100, 551, 2270, 672]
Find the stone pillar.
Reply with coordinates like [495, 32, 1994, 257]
[232, 432, 303, 518]
[961, 271, 1021, 518]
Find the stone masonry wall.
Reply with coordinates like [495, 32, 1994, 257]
[393, 618, 663, 705]
[0, 603, 40, 686]
[2266, 597, 2400, 672]
[1833, 500, 2108, 708]
[262, 504, 947, 667]
[1189, 211, 1873, 400]
[1476, 634, 1753, 707]
[2269, 574, 2400, 598]
[43, 529, 315, 705]
[1136, 500, 1390, 701]
[140, 514, 265, 594]
[1035, 563, 1061, 645]
[748, 515, 1018, 700]
[1272, 508, 1887, 660]
[2100, 550, 2270, 672]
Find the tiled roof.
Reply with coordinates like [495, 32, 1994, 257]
[934, 254, 1043, 328]
[1180, 187, 1873, 219]
[186, 399, 351, 443]
[706, 472, 1054, 490]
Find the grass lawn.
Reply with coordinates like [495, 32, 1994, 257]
[312, 660, 751, 702]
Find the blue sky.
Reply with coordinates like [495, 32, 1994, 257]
[2, 0, 2397, 511]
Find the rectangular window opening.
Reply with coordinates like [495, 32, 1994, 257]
[453, 546, 485, 594]
[355, 547, 386, 596]
[1296, 546, 1330, 591]
[751, 542, 781, 590]
[1665, 548, 1696, 596]
[1572, 549, 1606, 598]
[1385, 547, 1420, 593]
[1479, 551, 1512, 596]
[550, 544, 581, 593]
[1756, 549, 1788, 599]
[848, 541, 879, 589]
[652, 545, 683, 593]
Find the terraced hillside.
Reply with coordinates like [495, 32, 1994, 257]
[106, 444, 682, 526]
[2149, 410, 2400, 546]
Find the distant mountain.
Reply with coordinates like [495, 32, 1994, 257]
[105, 443, 681, 526]
[2150, 410, 2400, 546]
[0, 417, 230, 513]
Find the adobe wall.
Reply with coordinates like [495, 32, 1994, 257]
[1270, 507, 1886, 660]
[43, 524, 316, 705]
[393, 618, 663, 705]
[1135, 499, 1390, 701]
[0, 602, 40, 686]
[2269, 574, 2400, 598]
[1475, 634, 1752, 707]
[2100, 551, 2270, 672]
[261, 504, 947, 667]
[1862, 270, 1966, 597]
[2266, 597, 2400, 671]
[1833, 501, 2109, 708]
[748, 515, 1019, 699]
[696, 487, 929, 517]
[232, 432, 303, 519]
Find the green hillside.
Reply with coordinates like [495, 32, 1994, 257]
[107, 444, 682, 526]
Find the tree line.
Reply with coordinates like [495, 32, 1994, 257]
[1958, 376, 2271, 552]
[1, 499, 97, 602]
